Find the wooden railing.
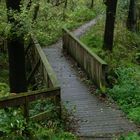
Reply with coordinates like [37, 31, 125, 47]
[0, 35, 61, 121]
[63, 28, 108, 88]
[25, 35, 59, 89]
[0, 87, 60, 121]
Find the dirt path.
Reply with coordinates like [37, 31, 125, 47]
[47, 15, 101, 49]
[73, 15, 101, 38]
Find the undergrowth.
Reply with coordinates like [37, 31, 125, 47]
[0, 54, 8, 84]
[118, 132, 140, 140]
[0, 96, 77, 140]
[33, 1, 97, 45]
[0, 0, 103, 46]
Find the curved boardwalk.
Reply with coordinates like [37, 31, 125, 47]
[43, 19, 136, 139]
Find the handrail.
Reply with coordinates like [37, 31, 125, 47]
[0, 87, 61, 120]
[63, 28, 108, 88]
[0, 87, 60, 108]
[31, 35, 59, 87]
[25, 35, 60, 89]
[63, 28, 107, 65]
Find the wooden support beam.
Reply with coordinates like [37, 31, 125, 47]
[27, 59, 40, 85]
[30, 110, 50, 121]
[25, 40, 33, 56]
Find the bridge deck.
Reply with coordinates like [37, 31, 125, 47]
[43, 19, 136, 139]
[44, 45, 136, 138]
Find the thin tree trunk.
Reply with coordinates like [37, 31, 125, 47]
[6, 0, 27, 93]
[103, 0, 118, 51]
[127, 0, 137, 31]
[32, 3, 40, 22]
[91, 0, 94, 8]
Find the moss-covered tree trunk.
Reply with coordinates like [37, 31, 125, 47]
[6, 0, 27, 93]
[103, 0, 118, 51]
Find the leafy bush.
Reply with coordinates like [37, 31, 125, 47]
[0, 54, 8, 83]
[0, 101, 77, 140]
[108, 67, 140, 123]
[33, 1, 96, 45]
[0, 83, 9, 98]
[119, 132, 140, 140]
[67, 6, 95, 23]
[128, 107, 140, 124]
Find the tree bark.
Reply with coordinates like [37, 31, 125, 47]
[91, 0, 94, 8]
[6, 0, 27, 93]
[103, 0, 118, 51]
[127, 0, 137, 31]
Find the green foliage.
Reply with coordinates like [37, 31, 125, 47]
[0, 2, 10, 38]
[119, 132, 140, 140]
[30, 99, 55, 116]
[80, 20, 103, 54]
[0, 83, 9, 98]
[0, 100, 77, 140]
[0, 108, 26, 136]
[67, 6, 95, 23]
[108, 67, 140, 113]
[0, 54, 8, 83]
[128, 107, 140, 124]
[33, 0, 96, 45]
[0, 0, 100, 46]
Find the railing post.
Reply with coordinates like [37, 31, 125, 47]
[24, 96, 29, 121]
[54, 88, 61, 119]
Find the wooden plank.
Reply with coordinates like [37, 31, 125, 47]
[62, 28, 108, 88]
[27, 59, 40, 85]
[24, 96, 29, 120]
[0, 87, 60, 109]
[30, 110, 50, 121]
[63, 28, 107, 65]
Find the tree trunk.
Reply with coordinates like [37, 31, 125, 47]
[91, 0, 94, 8]
[127, 0, 137, 31]
[103, 0, 118, 51]
[32, 3, 40, 22]
[6, 0, 27, 93]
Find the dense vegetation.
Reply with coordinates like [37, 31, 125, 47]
[0, 0, 140, 139]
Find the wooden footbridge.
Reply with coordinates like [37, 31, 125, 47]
[43, 21, 137, 139]
[0, 19, 137, 139]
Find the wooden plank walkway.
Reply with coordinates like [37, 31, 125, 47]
[44, 46, 136, 138]
[43, 19, 137, 139]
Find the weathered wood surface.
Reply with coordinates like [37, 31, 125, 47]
[0, 87, 60, 108]
[25, 35, 59, 88]
[44, 44, 136, 138]
[63, 28, 107, 88]
[0, 87, 60, 120]
[0, 35, 61, 121]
